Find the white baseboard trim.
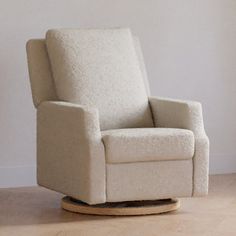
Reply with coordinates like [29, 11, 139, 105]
[0, 154, 235, 188]
[209, 154, 236, 175]
[0, 165, 37, 188]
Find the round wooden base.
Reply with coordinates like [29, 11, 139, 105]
[61, 197, 180, 216]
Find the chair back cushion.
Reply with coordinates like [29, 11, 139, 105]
[46, 28, 153, 130]
[27, 35, 151, 110]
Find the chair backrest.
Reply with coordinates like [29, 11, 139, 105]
[26, 29, 153, 130]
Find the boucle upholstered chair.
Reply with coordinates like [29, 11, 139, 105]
[26, 28, 209, 215]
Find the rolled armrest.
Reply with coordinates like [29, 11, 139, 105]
[37, 101, 106, 204]
[149, 97, 209, 196]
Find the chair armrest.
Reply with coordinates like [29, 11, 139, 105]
[37, 101, 106, 204]
[149, 96, 206, 137]
[149, 96, 209, 196]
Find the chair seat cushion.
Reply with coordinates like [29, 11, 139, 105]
[102, 128, 194, 163]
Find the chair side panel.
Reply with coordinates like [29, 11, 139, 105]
[133, 36, 151, 96]
[26, 39, 58, 108]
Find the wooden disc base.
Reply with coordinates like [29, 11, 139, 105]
[61, 197, 180, 216]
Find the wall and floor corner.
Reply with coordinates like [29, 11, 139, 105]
[0, 0, 236, 187]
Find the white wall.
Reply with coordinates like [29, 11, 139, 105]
[0, 0, 236, 187]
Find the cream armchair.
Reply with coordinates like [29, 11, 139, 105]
[26, 28, 209, 213]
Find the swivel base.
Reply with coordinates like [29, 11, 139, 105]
[61, 197, 180, 216]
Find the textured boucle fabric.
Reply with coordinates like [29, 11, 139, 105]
[149, 97, 209, 196]
[26, 37, 150, 107]
[26, 39, 58, 107]
[133, 37, 151, 96]
[102, 128, 194, 163]
[26, 31, 209, 204]
[37, 101, 106, 204]
[45, 28, 153, 130]
[106, 160, 193, 202]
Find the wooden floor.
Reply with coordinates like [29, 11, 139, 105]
[0, 174, 236, 236]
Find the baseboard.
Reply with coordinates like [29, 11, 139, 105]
[0, 165, 36, 188]
[209, 154, 236, 174]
